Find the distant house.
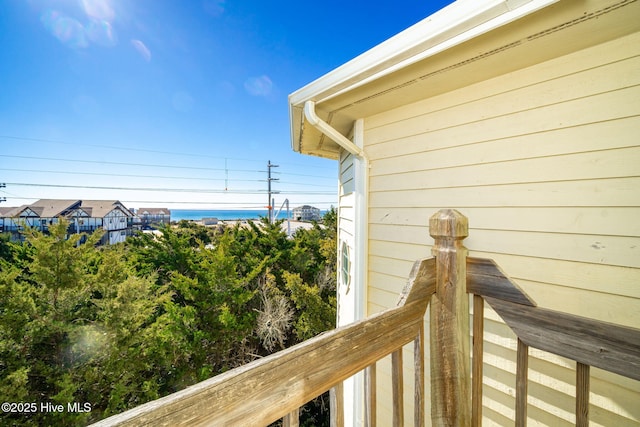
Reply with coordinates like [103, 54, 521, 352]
[288, 0, 640, 425]
[292, 205, 321, 222]
[202, 218, 219, 226]
[136, 208, 171, 228]
[0, 199, 134, 245]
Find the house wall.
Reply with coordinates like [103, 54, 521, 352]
[361, 31, 640, 426]
[337, 149, 356, 327]
[104, 209, 129, 232]
[104, 209, 131, 244]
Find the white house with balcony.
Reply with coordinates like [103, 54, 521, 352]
[292, 205, 321, 222]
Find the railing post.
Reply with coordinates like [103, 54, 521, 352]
[429, 209, 471, 427]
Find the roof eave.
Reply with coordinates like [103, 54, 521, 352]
[289, 0, 560, 158]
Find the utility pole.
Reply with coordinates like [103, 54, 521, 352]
[267, 161, 279, 223]
[0, 183, 6, 204]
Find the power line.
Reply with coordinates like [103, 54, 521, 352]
[278, 182, 336, 188]
[0, 135, 262, 163]
[0, 168, 266, 183]
[1, 154, 336, 180]
[5, 182, 337, 195]
[0, 154, 265, 174]
[276, 171, 336, 179]
[0, 134, 337, 171]
[0, 168, 336, 188]
[7, 182, 265, 194]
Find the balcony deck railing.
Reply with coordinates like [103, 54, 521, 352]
[91, 209, 640, 427]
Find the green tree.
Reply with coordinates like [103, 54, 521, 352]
[0, 211, 338, 426]
[0, 221, 171, 425]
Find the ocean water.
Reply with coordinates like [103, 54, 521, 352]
[170, 209, 290, 222]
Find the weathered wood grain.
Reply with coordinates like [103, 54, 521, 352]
[364, 363, 377, 427]
[429, 209, 471, 427]
[397, 257, 436, 306]
[91, 301, 425, 427]
[283, 408, 299, 427]
[330, 383, 344, 427]
[392, 349, 404, 426]
[365, 364, 377, 427]
[467, 257, 535, 306]
[576, 363, 590, 427]
[414, 324, 425, 427]
[485, 297, 640, 381]
[471, 295, 484, 427]
[515, 339, 529, 427]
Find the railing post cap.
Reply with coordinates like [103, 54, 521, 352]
[429, 209, 468, 239]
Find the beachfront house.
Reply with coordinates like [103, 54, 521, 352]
[136, 207, 171, 228]
[292, 204, 321, 222]
[287, 0, 640, 425]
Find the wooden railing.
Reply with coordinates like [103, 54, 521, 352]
[90, 254, 436, 426]
[91, 209, 640, 427]
[468, 256, 640, 427]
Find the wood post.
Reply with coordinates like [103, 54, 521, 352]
[330, 384, 344, 427]
[471, 295, 484, 427]
[429, 209, 471, 427]
[392, 349, 404, 426]
[515, 339, 529, 427]
[365, 364, 376, 427]
[283, 408, 299, 427]
[414, 323, 425, 427]
[576, 363, 590, 427]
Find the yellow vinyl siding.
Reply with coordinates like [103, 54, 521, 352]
[363, 29, 640, 426]
[363, 30, 640, 139]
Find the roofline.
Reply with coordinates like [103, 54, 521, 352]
[290, 0, 558, 106]
[289, 0, 559, 153]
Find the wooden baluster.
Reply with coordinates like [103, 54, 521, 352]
[392, 349, 404, 426]
[472, 295, 484, 427]
[515, 338, 529, 427]
[429, 209, 471, 427]
[576, 363, 590, 427]
[283, 408, 299, 427]
[415, 322, 425, 427]
[365, 364, 377, 427]
[330, 383, 344, 427]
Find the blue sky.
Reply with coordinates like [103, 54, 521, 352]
[0, 0, 453, 210]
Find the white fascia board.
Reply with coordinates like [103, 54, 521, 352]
[289, 0, 559, 107]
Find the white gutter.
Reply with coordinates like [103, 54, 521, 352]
[289, 0, 559, 107]
[303, 101, 366, 159]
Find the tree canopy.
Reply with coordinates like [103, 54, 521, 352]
[0, 209, 337, 426]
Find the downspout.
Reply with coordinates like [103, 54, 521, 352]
[302, 102, 369, 323]
[303, 101, 367, 159]
[304, 100, 369, 426]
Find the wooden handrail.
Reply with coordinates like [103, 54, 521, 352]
[467, 257, 640, 382]
[467, 254, 640, 426]
[91, 258, 435, 427]
[484, 296, 640, 381]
